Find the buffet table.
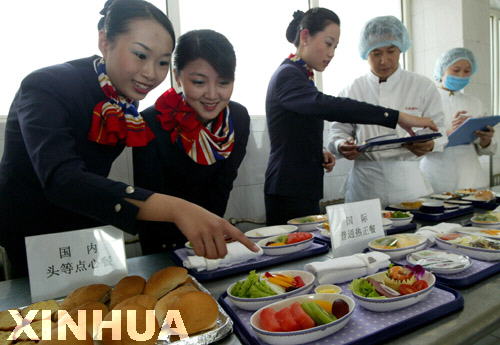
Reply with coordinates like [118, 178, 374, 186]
[0, 249, 498, 345]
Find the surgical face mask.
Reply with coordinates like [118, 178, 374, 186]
[443, 75, 470, 91]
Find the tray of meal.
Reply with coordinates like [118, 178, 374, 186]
[170, 238, 329, 282]
[218, 264, 463, 345]
[431, 190, 497, 210]
[386, 200, 474, 222]
[393, 246, 500, 288]
[0, 266, 232, 344]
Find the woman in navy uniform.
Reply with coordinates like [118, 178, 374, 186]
[264, 8, 438, 225]
[0, 0, 256, 277]
[133, 30, 250, 254]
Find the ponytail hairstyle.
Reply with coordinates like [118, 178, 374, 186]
[174, 29, 236, 81]
[98, 0, 175, 47]
[286, 7, 340, 47]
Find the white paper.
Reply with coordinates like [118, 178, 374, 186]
[326, 199, 385, 258]
[25, 226, 128, 302]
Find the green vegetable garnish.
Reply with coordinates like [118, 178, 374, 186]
[350, 278, 384, 298]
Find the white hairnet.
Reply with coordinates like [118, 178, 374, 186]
[433, 48, 477, 81]
[359, 16, 411, 60]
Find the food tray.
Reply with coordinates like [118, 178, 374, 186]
[463, 198, 497, 210]
[386, 205, 474, 222]
[393, 254, 500, 288]
[13, 275, 232, 345]
[170, 239, 329, 282]
[312, 223, 417, 247]
[218, 283, 463, 345]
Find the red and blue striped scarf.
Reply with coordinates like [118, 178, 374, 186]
[88, 57, 154, 147]
[155, 88, 234, 165]
[288, 54, 314, 84]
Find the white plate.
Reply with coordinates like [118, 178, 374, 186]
[445, 199, 472, 205]
[227, 270, 315, 311]
[257, 234, 314, 256]
[462, 195, 495, 202]
[430, 194, 454, 200]
[246, 225, 298, 242]
[250, 293, 355, 345]
[435, 236, 500, 261]
[287, 215, 328, 231]
[368, 233, 428, 259]
[351, 271, 435, 312]
[406, 249, 472, 274]
[470, 216, 500, 229]
[456, 227, 500, 239]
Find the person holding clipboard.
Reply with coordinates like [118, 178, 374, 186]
[420, 48, 497, 192]
[329, 16, 446, 207]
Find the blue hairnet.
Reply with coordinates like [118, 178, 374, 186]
[433, 48, 477, 81]
[359, 16, 411, 60]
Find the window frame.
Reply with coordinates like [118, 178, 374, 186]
[490, 9, 500, 115]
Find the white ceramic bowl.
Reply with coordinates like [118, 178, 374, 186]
[470, 216, 500, 229]
[382, 218, 393, 230]
[388, 213, 414, 226]
[287, 215, 328, 231]
[314, 284, 342, 294]
[257, 234, 314, 256]
[245, 225, 298, 243]
[227, 270, 315, 311]
[352, 271, 435, 312]
[250, 293, 355, 345]
[368, 233, 428, 259]
[435, 236, 500, 261]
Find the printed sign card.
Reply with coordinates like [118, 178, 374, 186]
[25, 225, 128, 302]
[326, 199, 384, 258]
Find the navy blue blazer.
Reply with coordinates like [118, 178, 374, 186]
[133, 101, 250, 252]
[0, 56, 152, 249]
[264, 59, 399, 200]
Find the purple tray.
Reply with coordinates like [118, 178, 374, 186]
[386, 205, 474, 222]
[219, 283, 462, 345]
[313, 223, 417, 247]
[394, 247, 500, 288]
[169, 239, 329, 281]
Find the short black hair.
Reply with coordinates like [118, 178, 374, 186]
[174, 29, 236, 81]
[286, 8, 341, 47]
[98, 0, 175, 48]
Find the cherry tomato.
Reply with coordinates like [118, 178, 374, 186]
[399, 284, 417, 295]
[412, 280, 429, 291]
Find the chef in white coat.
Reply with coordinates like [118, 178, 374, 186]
[420, 48, 496, 192]
[328, 16, 446, 207]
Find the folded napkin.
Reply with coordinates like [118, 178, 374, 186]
[304, 251, 391, 284]
[183, 242, 263, 271]
[415, 222, 461, 244]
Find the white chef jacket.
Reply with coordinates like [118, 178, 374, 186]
[328, 66, 447, 207]
[420, 88, 497, 192]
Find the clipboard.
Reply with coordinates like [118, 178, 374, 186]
[358, 132, 442, 152]
[446, 115, 500, 148]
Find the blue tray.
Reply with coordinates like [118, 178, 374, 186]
[313, 223, 418, 247]
[386, 205, 474, 222]
[219, 283, 463, 345]
[467, 199, 497, 210]
[170, 239, 329, 281]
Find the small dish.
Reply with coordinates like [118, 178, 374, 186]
[382, 211, 414, 226]
[406, 249, 472, 274]
[257, 233, 314, 256]
[250, 293, 355, 345]
[350, 271, 435, 312]
[246, 225, 298, 243]
[368, 233, 427, 259]
[471, 214, 500, 229]
[314, 284, 342, 294]
[227, 270, 315, 311]
[287, 215, 328, 231]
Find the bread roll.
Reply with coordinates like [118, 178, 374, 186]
[109, 276, 146, 309]
[155, 291, 218, 335]
[101, 303, 158, 345]
[143, 267, 188, 299]
[16, 320, 55, 341]
[38, 327, 92, 345]
[0, 330, 14, 345]
[67, 301, 108, 338]
[21, 300, 59, 322]
[113, 295, 157, 311]
[59, 284, 111, 314]
[0, 310, 18, 331]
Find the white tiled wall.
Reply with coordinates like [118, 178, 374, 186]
[1, 0, 498, 223]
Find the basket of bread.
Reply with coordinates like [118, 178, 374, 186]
[0, 266, 232, 345]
